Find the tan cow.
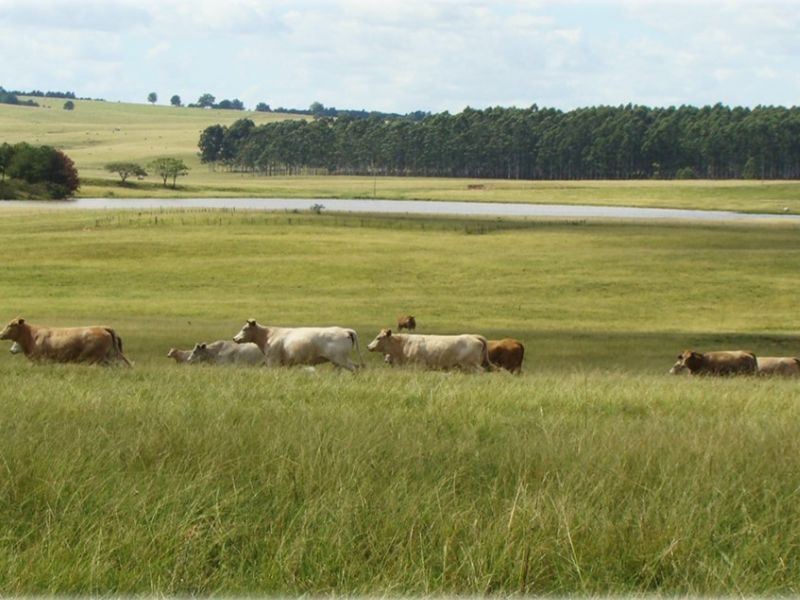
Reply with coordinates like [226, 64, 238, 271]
[166, 347, 193, 364]
[756, 356, 800, 376]
[397, 314, 417, 331]
[486, 338, 525, 374]
[367, 328, 490, 372]
[0, 316, 132, 366]
[187, 340, 265, 366]
[669, 349, 757, 375]
[233, 319, 363, 370]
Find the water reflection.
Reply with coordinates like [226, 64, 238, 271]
[2, 197, 798, 222]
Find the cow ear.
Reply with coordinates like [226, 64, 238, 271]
[247, 319, 256, 326]
[386, 329, 392, 337]
[17, 317, 25, 325]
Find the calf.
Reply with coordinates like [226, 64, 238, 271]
[187, 340, 265, 366]
[669, 349, 757, 376]
[397, 315, 417, 331]
[166, 347, 193, 364]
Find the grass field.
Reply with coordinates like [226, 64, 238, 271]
[2, 208, 800, 595]
[2, 98, 800, 213]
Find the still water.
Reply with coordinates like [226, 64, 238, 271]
[2, 197, 799, 222]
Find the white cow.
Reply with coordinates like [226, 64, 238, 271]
[756, 356, 800, 376]
[187, 340, 265, 366]
[232, 319, 362, 371]
[366, 328, 491, 372]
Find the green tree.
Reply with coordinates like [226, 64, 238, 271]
[148, 157, 189, 188]
[7, 143, 79, 198]
[104, 161, 148, 184]
[170, 94, 182, 107]
[0, 142, 12, 181]
[147, 92, 158, 105]
[63, 100, 75, 110]
[742, 156, 760, 179]
[198, 124, 226, 165]
[197, 93, 215, 108]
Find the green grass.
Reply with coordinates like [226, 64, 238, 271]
[2, 98, 800, 212]
[2, 209, 800, 594]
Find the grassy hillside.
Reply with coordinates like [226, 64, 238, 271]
[1, 98, 799, 211]
[2, 209, 800, 595]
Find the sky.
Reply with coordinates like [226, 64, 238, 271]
[1, 0, 798, 114]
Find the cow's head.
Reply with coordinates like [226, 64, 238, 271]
[669, 349, 702, 374]
[0, 317, 25, 341]
[187, 342, 210, 364]
[233, 319, 259, 343]
[367, 328, 393, 352]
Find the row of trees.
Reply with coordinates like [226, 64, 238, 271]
[105, 158, 189, 188]
[0, 142, 80, 199]
[148, 92, 248, 111]
[198, 104, 800, 180]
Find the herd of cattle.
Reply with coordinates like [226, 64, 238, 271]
[2, 315, 799, 377]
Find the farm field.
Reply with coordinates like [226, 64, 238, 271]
[2, 98, 800, 213]
[1, 208, 800, 595]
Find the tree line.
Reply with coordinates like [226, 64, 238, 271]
[198, 103, 800, 180]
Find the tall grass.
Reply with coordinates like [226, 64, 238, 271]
[1, 209, 800, 594]
[2, 365, 800, 595]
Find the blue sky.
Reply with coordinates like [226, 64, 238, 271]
[1, 0, 798, 113]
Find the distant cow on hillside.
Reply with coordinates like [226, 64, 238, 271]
[397, 315, 416, 331]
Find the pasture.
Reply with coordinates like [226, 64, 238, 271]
[2, 207, 800, 595]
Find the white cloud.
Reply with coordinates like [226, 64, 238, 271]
[1, 0, 798, 112]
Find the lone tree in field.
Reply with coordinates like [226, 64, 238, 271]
[147, 92, 158, 105]
[104, 161, 147, 184]
[149, 157, 189, 188]
[170, 94, 182, 107]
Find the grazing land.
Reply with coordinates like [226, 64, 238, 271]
[2, 98, 799, 213]
[1, 208, 800, 595]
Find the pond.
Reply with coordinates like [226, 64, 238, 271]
[2, 197, 799, 222]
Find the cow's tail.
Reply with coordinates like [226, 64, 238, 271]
[106, 328, 133, 367]
[349, 329, 365, 368]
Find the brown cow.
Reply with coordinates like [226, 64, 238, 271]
[397, 315, 416, 331]
[485, 338, 525, 374]
[756, 356, 800, 376]
[0, 317, 132, 366]
[669, 349, 756, 376]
